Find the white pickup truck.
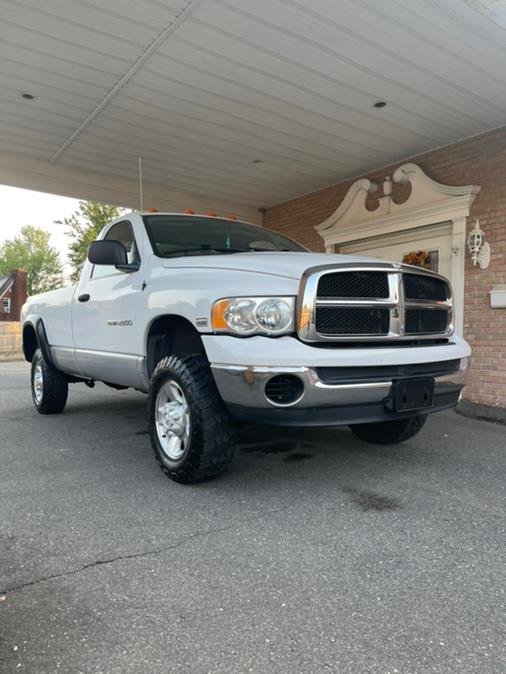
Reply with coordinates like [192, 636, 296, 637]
[21, 212, 470, 483]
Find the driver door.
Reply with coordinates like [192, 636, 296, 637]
[72, 219, 144, 387]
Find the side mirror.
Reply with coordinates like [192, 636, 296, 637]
[88, 240, 138, 272]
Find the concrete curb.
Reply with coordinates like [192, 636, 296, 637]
[456, 399, 506, 425]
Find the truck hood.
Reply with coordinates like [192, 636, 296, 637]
[162, 251, 386, 280]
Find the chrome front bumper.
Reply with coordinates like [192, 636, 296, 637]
[211, 361, 468, 410]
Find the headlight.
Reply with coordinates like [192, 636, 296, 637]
[212, 297, 295, 335]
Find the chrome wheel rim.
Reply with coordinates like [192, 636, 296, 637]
[155, 379, 191, 461]
[33, 363, 43, 404]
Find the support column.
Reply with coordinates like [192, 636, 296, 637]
[451, 217, 466, 336]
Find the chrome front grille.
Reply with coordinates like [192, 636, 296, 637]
[298, 264, 453, 342]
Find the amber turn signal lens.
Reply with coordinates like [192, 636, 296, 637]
[183, 208, 194, 214]
[299, 306, 311, 332]
[211, 299, 230, 330]
[207, 210, 218, 217]
[146, 207, 158, 212]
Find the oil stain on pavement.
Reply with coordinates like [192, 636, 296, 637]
[343, 487, 401, 512]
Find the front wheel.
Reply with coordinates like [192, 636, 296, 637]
[349, 415, 427, 445]
[31, 348, 68, 414]
[148, 354, 234, 484]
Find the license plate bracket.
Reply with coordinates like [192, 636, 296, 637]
[386, 377, 435, 413]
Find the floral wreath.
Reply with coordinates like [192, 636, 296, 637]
[402, 250, 432, 269]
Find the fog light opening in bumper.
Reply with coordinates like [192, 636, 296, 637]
[264, 374, 304, 406]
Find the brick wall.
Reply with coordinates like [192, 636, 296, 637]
[263, 126, 506, 408]
[0, 269, 27, 322]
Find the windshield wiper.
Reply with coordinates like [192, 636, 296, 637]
[161, 247, 222, 257]
[161, 245, 290, 258]
[224, 245, 294, 252]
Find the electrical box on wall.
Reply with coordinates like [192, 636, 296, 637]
[490, 285, 506, 308]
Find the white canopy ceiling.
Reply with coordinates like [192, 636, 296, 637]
[0, 0, 504, 214]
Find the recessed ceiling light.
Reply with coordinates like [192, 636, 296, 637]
[252, 159, 263, 164]
[20, 92, 36, 101]
[373, 100, 387, 108]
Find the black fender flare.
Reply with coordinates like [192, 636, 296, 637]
[35, 319, 56, 369]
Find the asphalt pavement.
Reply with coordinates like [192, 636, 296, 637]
[0, 360, 504, 674]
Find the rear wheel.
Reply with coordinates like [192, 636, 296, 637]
[148, 353, 234, 484]
[349, 415, 427, 444]
[31, 348, 68, 414]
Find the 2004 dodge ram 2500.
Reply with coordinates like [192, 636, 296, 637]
[21, 212, 470, 483]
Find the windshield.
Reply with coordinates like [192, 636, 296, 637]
[143, 215, 307, 258]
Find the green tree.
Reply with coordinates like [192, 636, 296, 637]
[64, 201, 124, 282]
[0, 225, 63, 296]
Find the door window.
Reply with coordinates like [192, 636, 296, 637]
[91, 220, 140, 279]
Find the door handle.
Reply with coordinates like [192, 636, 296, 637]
[77, 293, 90, 303]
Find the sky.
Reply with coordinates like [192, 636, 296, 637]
[0, 184, 81, 271]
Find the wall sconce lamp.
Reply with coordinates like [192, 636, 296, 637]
[467, 219, 490, 269]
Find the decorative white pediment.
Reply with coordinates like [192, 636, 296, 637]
[315, 162, 482, 337]
[315, 163, 481, 246]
